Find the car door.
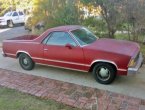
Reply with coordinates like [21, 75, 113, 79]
[18, 11, 25, 23]
[12, 12, 19, 24]
[43, 31, 86, 71]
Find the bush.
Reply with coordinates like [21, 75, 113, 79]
[32, 0, 81, 29]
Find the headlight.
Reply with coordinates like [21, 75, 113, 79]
[128, 59, 136, 67]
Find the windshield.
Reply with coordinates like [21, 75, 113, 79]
[71, 28, 98, 46]
[4, 12, 12, 17]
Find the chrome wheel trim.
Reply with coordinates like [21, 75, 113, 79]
[8, 21, 13, 27]
[97, 67, 111, 81]
[22, 58, 29, 65]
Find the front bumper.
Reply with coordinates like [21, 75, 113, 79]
[0, 21, 7, 26]
[128, 53, 144, 75]
[2, 49, 6, 57]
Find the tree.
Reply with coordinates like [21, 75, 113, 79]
[121, 0, 145, 42]
[0, 0, 32, 16]
[0, 0, 11, 16]
[32, 0, 81, 28]
[81, 0, 124, 38]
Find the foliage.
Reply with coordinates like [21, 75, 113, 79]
[1, 0, 145, 43]
[81, 0, 124, 38]
[32, 0, 81, 29]
[121, 0, 145, 41]
[0, 0, 11, 16]
[82, 17, 107, 37]
[0, 0, 32, 16]
[81, 0, 145, 42]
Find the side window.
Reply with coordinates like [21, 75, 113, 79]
[46, 32, 77, 46]
[13, 12, 18, 16]
[42, 33, 52, 44]
[18, 12, 24, 15]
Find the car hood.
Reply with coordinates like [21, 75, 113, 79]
[0, 16, 10, 20]
[87, 38, 140, 57]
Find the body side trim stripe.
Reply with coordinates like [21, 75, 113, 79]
[33, 57, 90, 67]
[37, 63, 88, 72]
[118, 69, 127, 71]
[5, 53, 16, 56]
[16, 51, 90, 67]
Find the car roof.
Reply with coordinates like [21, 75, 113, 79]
[48, 25, 82, 32]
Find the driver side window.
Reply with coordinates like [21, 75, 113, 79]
[45, 32, 77, 46]
[13, 12, 18, 16]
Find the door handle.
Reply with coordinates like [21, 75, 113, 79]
[44, 49, 48, 51]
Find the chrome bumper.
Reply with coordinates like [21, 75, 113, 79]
[128, 53, 144, 75]
[1, 50, 6, 57]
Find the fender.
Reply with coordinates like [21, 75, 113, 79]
[90, 59, 127, 71]
[16, 50, 31, 58]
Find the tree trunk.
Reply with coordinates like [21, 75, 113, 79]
[143, 37, 145, 45]
[108, 26, 115, 38]
[132, 27, 138, 42]
[127, 23, 131, 40]
[108, 31, 115, 38]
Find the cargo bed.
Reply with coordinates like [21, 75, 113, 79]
[7, 35, 39, 40]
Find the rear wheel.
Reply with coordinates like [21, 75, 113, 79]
[19, 53, 35, 70]
[92, 63, 116, 84]
[7, 20, 14, 28]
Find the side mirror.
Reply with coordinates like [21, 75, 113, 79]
[65, 44, 74, 49]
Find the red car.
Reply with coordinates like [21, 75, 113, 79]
[2, 25, 143, 84]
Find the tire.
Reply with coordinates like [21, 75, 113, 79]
[92, 63, 116, 84]
[7, 20, 14, 28]
[19, 53, 35, 70]
[20, 23, 24, 26]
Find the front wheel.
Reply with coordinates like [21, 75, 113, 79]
[92, 63, 116, 84]
[19, 53, 35, 70]
[7, 20, 14, 28]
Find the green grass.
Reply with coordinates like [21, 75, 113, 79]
[115, 33, 130, 40]
[115, 33, 145, 41]
[140, 44, 145, 56]
[0, 86, 80, 110]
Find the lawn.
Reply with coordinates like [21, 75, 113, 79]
[0, 86, 80, 110]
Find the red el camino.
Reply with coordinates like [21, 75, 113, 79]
[2, 25, 144, 84]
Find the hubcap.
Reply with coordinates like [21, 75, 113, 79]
[97, 67, 110, 81]
[8, 21, 13, 27]
[99, 68, 109, 77]
[23, 58, 28, 65]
